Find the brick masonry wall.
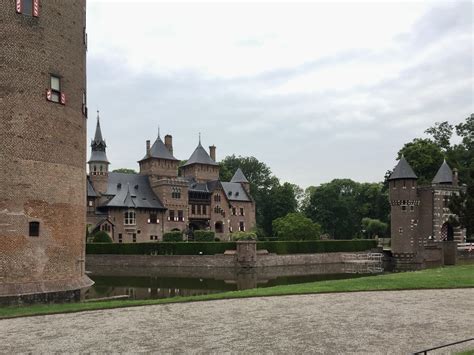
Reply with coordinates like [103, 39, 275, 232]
[0, 0, 93, 297]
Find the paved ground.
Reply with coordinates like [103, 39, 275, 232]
[1, 289, 473, 354]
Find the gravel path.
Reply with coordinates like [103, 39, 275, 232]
[1, 289, 473, 354]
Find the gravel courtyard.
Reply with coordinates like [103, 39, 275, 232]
[1, 289, 473, 353]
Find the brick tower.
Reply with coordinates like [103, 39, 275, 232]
[0, 0, 92, 303]
[388, 156, 421, 263]
[88, 111, 110, 196]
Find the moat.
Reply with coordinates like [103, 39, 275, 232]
[84, 263, 384, 301]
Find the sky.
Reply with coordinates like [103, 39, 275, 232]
[86, 0, 473, 188]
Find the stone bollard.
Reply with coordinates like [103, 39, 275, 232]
[443, 241, 457, 266]
[236, 240, 257, 268]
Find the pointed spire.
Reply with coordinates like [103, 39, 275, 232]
[93, 110, 105, 145]
[198, 132, 202, 146]
[388, 155, 417, 180]
[432, 159, 453, 184]
[158, 125, 161, 139]
[89, 110, 109, 163]
[183, 135, 218, 167]
[231, 168, 249, 183]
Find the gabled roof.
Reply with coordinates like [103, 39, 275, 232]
[140, 135, 177, 161]
[221, 182, 251, 202]
[103, 172, 165, 209]
[432, 160, 453, 184]
[183, 142, 218, 167]
[388, 156, 417, 180]
[230, 168, 249, 183]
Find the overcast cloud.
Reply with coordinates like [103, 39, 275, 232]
[86, 1, 473, 187]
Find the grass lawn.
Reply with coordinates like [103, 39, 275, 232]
[1, 264, 473, 319]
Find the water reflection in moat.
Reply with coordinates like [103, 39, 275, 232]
[84, 263, 383, 301]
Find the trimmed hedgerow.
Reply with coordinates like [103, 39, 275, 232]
[231, 232, 257, 241]
[163, 231, 183, 242]
[92, 231, 113, 243]
[256, 240, 377, 254]
[86, 239, 377, 255]
[194, 230, 215, 242]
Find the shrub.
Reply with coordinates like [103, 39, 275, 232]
[163, 231, 183, 242]
[272, 213, 321, 241]
[257, 240, 377, 254]
[231, 232, 257, 241]
[92, 231, 112, 243]
[194, 230, 215, 241]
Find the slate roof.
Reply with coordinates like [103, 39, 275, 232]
[102, 172, 165, 209]
[432, 160, 453, 184]
[230, 168, 249, 183]
[88, 113, 109, 163]
[183, 142, 218, 167]
[140, 135, 177, 161]
[221, 182, 251, 202]
[388, 156, 417, 180]
[86, 177, 97, 197]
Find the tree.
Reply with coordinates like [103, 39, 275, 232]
[449, 179, 474, 238]
[92, 231, 112, 243]
[425, 121, 454, 151]
[112, 168, 136, 174]
[273, 213, 321, 241]
[361, 218, 388, 238]
[219, 155, 299, 236]
[398, 138, 444, 185]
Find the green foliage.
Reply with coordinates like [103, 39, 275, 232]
[163, 231, 183, 242]
[87, 242, 236, 255]
[86, 240, 376, 255]
[112, 168, 137, 174]
[193, 230, 215, 241]
[361, 218, 388, 238]
[92, 231, 112, 243]
[397, 138, 444, 185]
[219, 155, 299, 236]
[272, 213, 321, 241]
[425, 121, 454, 151]
[304, 179, 389, 239]
[257, 239, 377, 254]
[230, 232, 257, 241]
[449, 170, 474, 238]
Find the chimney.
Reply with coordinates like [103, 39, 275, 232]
[165, 134, 173, 154]
[209, 145, 216, 161]
[453, 168, 459, 186]
[146, 140, 151, 156]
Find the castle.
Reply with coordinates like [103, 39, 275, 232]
[388, 156, 466, 265]
[86, 115, 256, 242]
[0, 0, 92, 303]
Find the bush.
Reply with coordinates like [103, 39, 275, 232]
[86, 242, 236, 255]
[231, 232, 257, 241]
[86, 239, 377, 255]
[163, 231, 183, 242]
[92, 231, 112, 243]
[257, 239, 377, 254]
[272, 213, 321, 241]
[194, 230, 215, 241]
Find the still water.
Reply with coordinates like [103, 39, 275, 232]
[84, 263, 383, 301]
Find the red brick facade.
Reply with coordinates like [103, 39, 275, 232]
[0, 0, 93, 300]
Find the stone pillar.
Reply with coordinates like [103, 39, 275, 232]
[443, 241, 457, 266]
[236, 240, 257, 268]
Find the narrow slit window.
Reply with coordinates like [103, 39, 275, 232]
[29, 221, 40, 237]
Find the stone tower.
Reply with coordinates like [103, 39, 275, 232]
[139, 130, 179, 179]
[231, 167, 251, 194]
[88, 112, 110, 195]
[388, 156, 421, 258]
[0, 0, 92, 303]
[181, 138, 220, 182]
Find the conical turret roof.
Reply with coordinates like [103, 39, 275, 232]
[432, 160, 453, 184]
[141, 131, 177, 161]
[183, 138, 218, 167]
[89, 111, 109, 163]
[230, 168, 249, 183]
[388, 155, 417, 180]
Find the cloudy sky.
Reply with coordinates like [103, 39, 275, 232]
[86, 0, 473, 188]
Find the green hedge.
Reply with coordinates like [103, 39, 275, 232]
[86, 239, 377, 255]
[194, 230, 215, 242]
[86, 242, 236, 256]
[92, 231, 112, 243]
[256, 240, 378, 254]
[163, 231, 183, 242]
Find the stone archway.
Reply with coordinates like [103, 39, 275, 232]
[441, 222, 454, 241]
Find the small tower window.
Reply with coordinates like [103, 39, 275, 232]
[29, 221, 40, 237]
[50, 75, 61, 103]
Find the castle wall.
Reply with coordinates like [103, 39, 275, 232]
[0, 0, 92, 298]
[139, 159, 179, 179]
[181, 164, 220, 182]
